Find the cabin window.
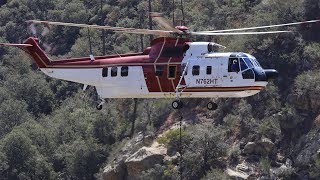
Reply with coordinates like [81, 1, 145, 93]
[102, 68, 108, 77]
[168, 66, 176, 79]
[121, 66, 129, 77]
[206, 66, 212, 75]
[192, 65, 200, 76]
[155, 65, 164, 76]
[111, 67, 118, 77]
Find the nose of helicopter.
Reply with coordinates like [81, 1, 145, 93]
[264, 69, 278, 80]
[253, 68, 278, 82]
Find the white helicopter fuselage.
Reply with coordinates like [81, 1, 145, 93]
[39, 39, 269, 99]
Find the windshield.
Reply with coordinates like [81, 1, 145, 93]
[243, 58, 253, 68]
[240, 59, 248, 71]
[250, 58, 261, 67]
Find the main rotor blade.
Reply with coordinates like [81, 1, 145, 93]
[198, 19, 320, 33]
[191, 31, 292, 36]
[26, 20, 173, 36]
[150, 12, 182, 33]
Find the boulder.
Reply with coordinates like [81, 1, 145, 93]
[102, 132, 159, 180]
[276, 153, 285, 163]
[243, 142, 256, 154]
[143, 135, 154, 146]
[243, 138, 275, 155]
[125, 143, 167, 179]
[164, 152, 180, 164]
[226, 168, 249, 179]
[270, 164, 294, 178]
[285, 158, 292, 168]
[260, 138, 275, 153]
[120, 133, 144, 156]
[236, 163, 250, 173]
[102, 160, 126, 180]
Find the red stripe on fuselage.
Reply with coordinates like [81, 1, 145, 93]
[183, 86, 264, 92]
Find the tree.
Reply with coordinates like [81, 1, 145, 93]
[0, 99, 32, 137]
[222, 99, 258, 139]
[0, 130, 56, 179]
[53, 138, 108, 179]
[291, 71, 320, 114]
[4, 72, 55, 116]
[181, 124, 228, 179]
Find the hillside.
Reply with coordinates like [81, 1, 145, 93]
[0, 0, 320, 179]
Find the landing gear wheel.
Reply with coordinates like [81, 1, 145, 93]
[207, 101, 218, 110]
[96, 104, 103, 110]
[172, 100, 183, 109]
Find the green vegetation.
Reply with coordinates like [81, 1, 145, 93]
[0, 0, 319, 179]
[157, 128, 191, 155]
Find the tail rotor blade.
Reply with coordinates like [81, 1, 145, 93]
[27, 22, 52, 53]
[42, 43, 52, 53]
[41, 24, 50, 36]
[29, 23, 37, 36]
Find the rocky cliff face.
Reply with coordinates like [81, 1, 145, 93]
[102, 131, 178, 180]
[294, 120, 320, 178]
[101, 113, 320, 180]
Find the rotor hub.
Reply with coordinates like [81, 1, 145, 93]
[175, 26, 189, 31]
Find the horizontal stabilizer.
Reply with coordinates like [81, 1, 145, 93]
[1, 37, 51, 68]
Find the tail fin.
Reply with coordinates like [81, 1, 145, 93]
[0, 37, 51, 68]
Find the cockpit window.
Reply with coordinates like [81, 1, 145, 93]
[251, 59, 258, 66]
[251, 58, 261, 67]
[240, 59, 248, 71]
[243, 58, 253, 68]
[228, 58, 240, 72]
[254, 59, 261, 67]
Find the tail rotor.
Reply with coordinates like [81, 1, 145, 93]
[27, 21, 53, 53]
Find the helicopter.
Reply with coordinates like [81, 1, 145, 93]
[1, 12, 319, 110]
